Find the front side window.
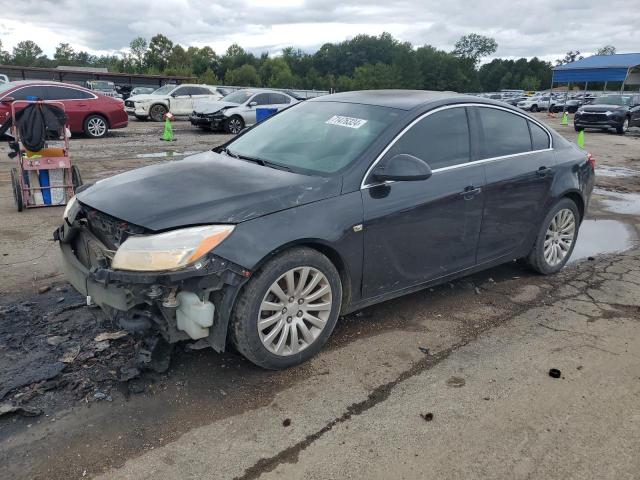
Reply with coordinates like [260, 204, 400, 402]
[172, 87, 189, 97]
[9, 86, 45, 100]
[270, 93, 290, 105]
[226, 101, 401, 174]
[385, 107, 471, 170]
[252, 93, 271, 105]
[153, 85, 176, 95]
[477, 107, 532, 158]
[222, 90, 252, 104]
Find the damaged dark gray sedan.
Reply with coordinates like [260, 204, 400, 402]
[56, 90, 594, 369]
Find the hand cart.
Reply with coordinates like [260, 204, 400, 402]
[7, 100, 82, 211]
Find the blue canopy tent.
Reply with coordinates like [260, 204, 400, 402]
[552, 53, 640, 90]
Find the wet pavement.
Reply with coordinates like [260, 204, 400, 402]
[570, 218, 638, 263]
[594, 187, 640, 216]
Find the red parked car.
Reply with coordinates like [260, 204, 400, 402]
[0, 80, 128, 138]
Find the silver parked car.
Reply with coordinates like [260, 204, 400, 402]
[189, 89, 299, 133]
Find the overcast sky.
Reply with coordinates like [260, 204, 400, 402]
[1, 0, 638, 62]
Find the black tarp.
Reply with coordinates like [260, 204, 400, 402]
[0, 103, 67, 151]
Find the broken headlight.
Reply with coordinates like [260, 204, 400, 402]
[111, 225, 235, 272]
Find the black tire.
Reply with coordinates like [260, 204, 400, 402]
[135, 115, 148, 121]
[229, 247, 342, 369]
[224, 115, 244, 134]
[149, 104, 167, 122]
[524, 198, 580, 275]
[616, 117, 630, 135]
[71, 165, 83, 189]
[530, 105, 539, 112]
[84, 114, 108, 138]
[10, 168, 24, 212]
[574, 126, 582, 132]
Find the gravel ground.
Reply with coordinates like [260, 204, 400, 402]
[0, 113, 639, 479]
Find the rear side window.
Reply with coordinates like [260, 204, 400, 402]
[45, 87, 93, 100]
[386, 107, 470, 170]
[478, 107, 532, 158]
[270, 93, 290, 104]
[529, 122, 550, 150]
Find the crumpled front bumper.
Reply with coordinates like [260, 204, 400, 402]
[54, 222, 250, 351]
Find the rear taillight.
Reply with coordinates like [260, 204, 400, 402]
[587, 152, 595, 170]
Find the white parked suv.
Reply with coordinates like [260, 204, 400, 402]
[189, 89, 299, 133]
[517, 95, 556, 112]
[125, 84, 223, 121]
[0, 74, 9, 84]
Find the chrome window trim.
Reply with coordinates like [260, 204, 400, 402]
[360, 102, 554, 189]
[0, 84, 98, 101]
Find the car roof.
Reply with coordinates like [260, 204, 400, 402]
[310, 90, 471, 110]
[4, 80, 90, 89]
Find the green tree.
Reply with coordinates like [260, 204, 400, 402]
[352, 63, 402, 90]
[0, 39, 10, 64]
[555, 50, 583, 66]
[198, 68, 221, 85]
[225, 64, 260, 86]
[452, 34, 498, 65]
[166, 44, 191, 75]
[145, 34, 173, 71]
[12, 40, 44, 66]
[129, 37, 148, 71]
[596, 45, 616, 56]
[54, 43, 75, 64]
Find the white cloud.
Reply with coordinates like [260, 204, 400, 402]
[0, 0, 638, 61]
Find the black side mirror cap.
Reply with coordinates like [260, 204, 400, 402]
[372, 154, 432, 182]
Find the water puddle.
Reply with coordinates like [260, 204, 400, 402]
[136, 150, 201, 159]
[593, 187, 640, 215]
[570, 219, 637, 263]
[595, 166, 639, 178]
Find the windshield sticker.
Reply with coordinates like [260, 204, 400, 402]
[326, 115, 368, 129]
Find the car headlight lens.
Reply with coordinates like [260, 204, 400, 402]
[63, 195, 80, 224]
[112, 225, 235, 272]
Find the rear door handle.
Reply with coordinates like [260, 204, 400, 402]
[537, 166, 551, 177]
[460, 185, 482, 199]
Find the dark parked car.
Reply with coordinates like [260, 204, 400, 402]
[56, 90, 594, 369]
[551, 98, 583, 113]
[0, 80, 128, 138]
[574, 94, 640, 134]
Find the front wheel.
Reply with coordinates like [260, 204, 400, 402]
[224, 115, 244, 134]
[230, 247, 342, 369]
[149, 104, 168, 122]
[616, 117, 629, 134]
[84, 114, 108, 138]
[524, 198, 580, 275]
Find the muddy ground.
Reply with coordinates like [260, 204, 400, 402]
[0, 114, 639, 479]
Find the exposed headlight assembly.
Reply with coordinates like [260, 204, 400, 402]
[112, 225, 235, 272]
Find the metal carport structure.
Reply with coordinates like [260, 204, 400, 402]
[552, 53, 640, 91]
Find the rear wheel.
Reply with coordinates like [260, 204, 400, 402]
[524, 198, 580, 275]
[84, 115, 108, 138]
[530, 105, 539, 112]
[149, 104, 168, 122]
[616, 117, 629, 134]
[71, 165, 83, 189]
[230, 247, 342, 369]
[10, 168, 24, 212]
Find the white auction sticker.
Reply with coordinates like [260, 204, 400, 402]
[326, 115, 368, 129]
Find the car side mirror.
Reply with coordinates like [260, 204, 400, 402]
[371, 154, 432, 182]
[249, 101, 258, 107]
[0, 96, 15, 104]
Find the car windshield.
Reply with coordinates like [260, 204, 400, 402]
[225, 101, 401, 175]
[153, 85, 177, 95]
[221, 90, 254, 104]
[592, 95, 633, 106]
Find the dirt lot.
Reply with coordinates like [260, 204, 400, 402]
[1, 114, 639, 479]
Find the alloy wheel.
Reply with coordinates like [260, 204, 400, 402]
[622, 118, 629, 132]
[87, 117, 107, 137]
[543, 208, 575, 267]
[258, 267, 333, 356]
[229, 118, 242, 134]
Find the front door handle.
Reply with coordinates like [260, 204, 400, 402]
[537, 166, 551, 177]
[460, 185, 482, 200]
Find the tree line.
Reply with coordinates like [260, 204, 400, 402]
[0, 33, 612, 93]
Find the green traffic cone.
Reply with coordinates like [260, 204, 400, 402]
[561, 112, 568, 125]
[577, 130, 585, 148]
[161, 118, 175, 141]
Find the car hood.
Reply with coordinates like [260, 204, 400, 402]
[127, 94, 167, 102]
[193, 100, 239, 114]
[77, 151, 341, 231]
[581, 104, 628, 112]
